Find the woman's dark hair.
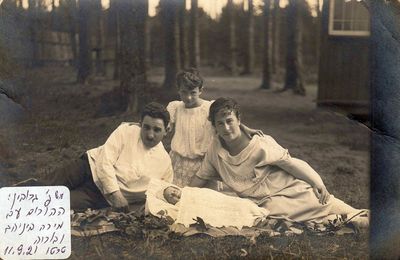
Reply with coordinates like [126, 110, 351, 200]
[176, 68, 204, 90]
[140, 102, 170, 129]
[208, 97, 241, 126]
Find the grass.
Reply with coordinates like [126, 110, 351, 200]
[71, 231, 369, 259]
[1, 66, 370, 259]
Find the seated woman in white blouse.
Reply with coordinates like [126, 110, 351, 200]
[189, 97, 368, 226]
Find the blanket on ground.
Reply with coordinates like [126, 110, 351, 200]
[71, 179, 368, 237]
[70, 208, 364, 237]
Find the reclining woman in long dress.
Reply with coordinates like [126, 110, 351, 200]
[189, 97, 368, 226]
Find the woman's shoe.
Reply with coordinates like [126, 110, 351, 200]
[348, 210, 369, 230]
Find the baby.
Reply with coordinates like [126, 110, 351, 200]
[163, 186, 182, 205]
[160, 185, 270, 229]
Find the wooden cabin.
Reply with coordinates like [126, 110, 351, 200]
[317, 0, 370, 116]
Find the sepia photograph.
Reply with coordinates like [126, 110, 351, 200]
[0, 0, 399, 258]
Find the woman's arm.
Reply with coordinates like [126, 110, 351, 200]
[278, 157, 331, 204]
[240, 123, 264, 138]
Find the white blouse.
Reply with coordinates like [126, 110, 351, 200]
[167, 100, 214, 159]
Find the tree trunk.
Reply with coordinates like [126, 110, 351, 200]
[178, 0, 187, 69]
[189, 0, 199, 68]
[271, 0, 280, 74]
[1, 0, 17, 9]
[118, 0, 147, 113]
[315, 0, 321, 72]
[370, 1, 400, 259]
[260, 0, 271, 89]
[243, 0, 254, 74]
[145, 3, 151, 69]
[51, 0, 56, 24]
[93, 0, 105, 76]
[109, 0, 120, 80]
[66, 0, 78, 68]
[227, 0, 238, 76]
[77, 0, 91, 84]
[283, 0, 305, 95]
[162, 0, 179, 90]
[28, 0, 40, 67]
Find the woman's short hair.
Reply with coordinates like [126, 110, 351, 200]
[176, 68, 204, 90]
[208, 97, 241, 126]
[140, 102, 170, 129]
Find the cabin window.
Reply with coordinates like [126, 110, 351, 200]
[329, 0, 370, 36]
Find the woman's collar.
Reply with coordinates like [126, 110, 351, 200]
[216, 135, 259, 165]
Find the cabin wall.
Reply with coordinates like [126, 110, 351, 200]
[317, 0, 370, 115]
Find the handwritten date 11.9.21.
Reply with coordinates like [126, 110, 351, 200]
[4, 244, 67, 256]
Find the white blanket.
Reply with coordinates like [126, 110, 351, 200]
[176, 187, 269, 229]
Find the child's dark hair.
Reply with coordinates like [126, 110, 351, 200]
[176, 68, 204, 90]
[208, 97, 241, 126]
[140, 102, 170, 129]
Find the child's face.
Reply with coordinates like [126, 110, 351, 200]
[163, 186, 182, 205]
[178, 84, 202, 108]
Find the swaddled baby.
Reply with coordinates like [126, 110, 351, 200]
[162, 185, 269, 229]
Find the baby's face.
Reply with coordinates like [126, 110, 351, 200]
[163, 186, 181, 205]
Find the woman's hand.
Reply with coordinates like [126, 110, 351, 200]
[240, 124, 264, 138]
[248, 128, 264, 137]
[107, 190, 129, 212]
[312, 184, 331, 204]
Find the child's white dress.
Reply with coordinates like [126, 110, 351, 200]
[167, 100, 214, 187]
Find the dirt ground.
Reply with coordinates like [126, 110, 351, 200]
[0, 66, 370, 259]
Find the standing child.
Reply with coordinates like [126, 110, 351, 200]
[167, 68, 260, 188]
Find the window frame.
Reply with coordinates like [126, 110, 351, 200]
[328, 0, 370, 37]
